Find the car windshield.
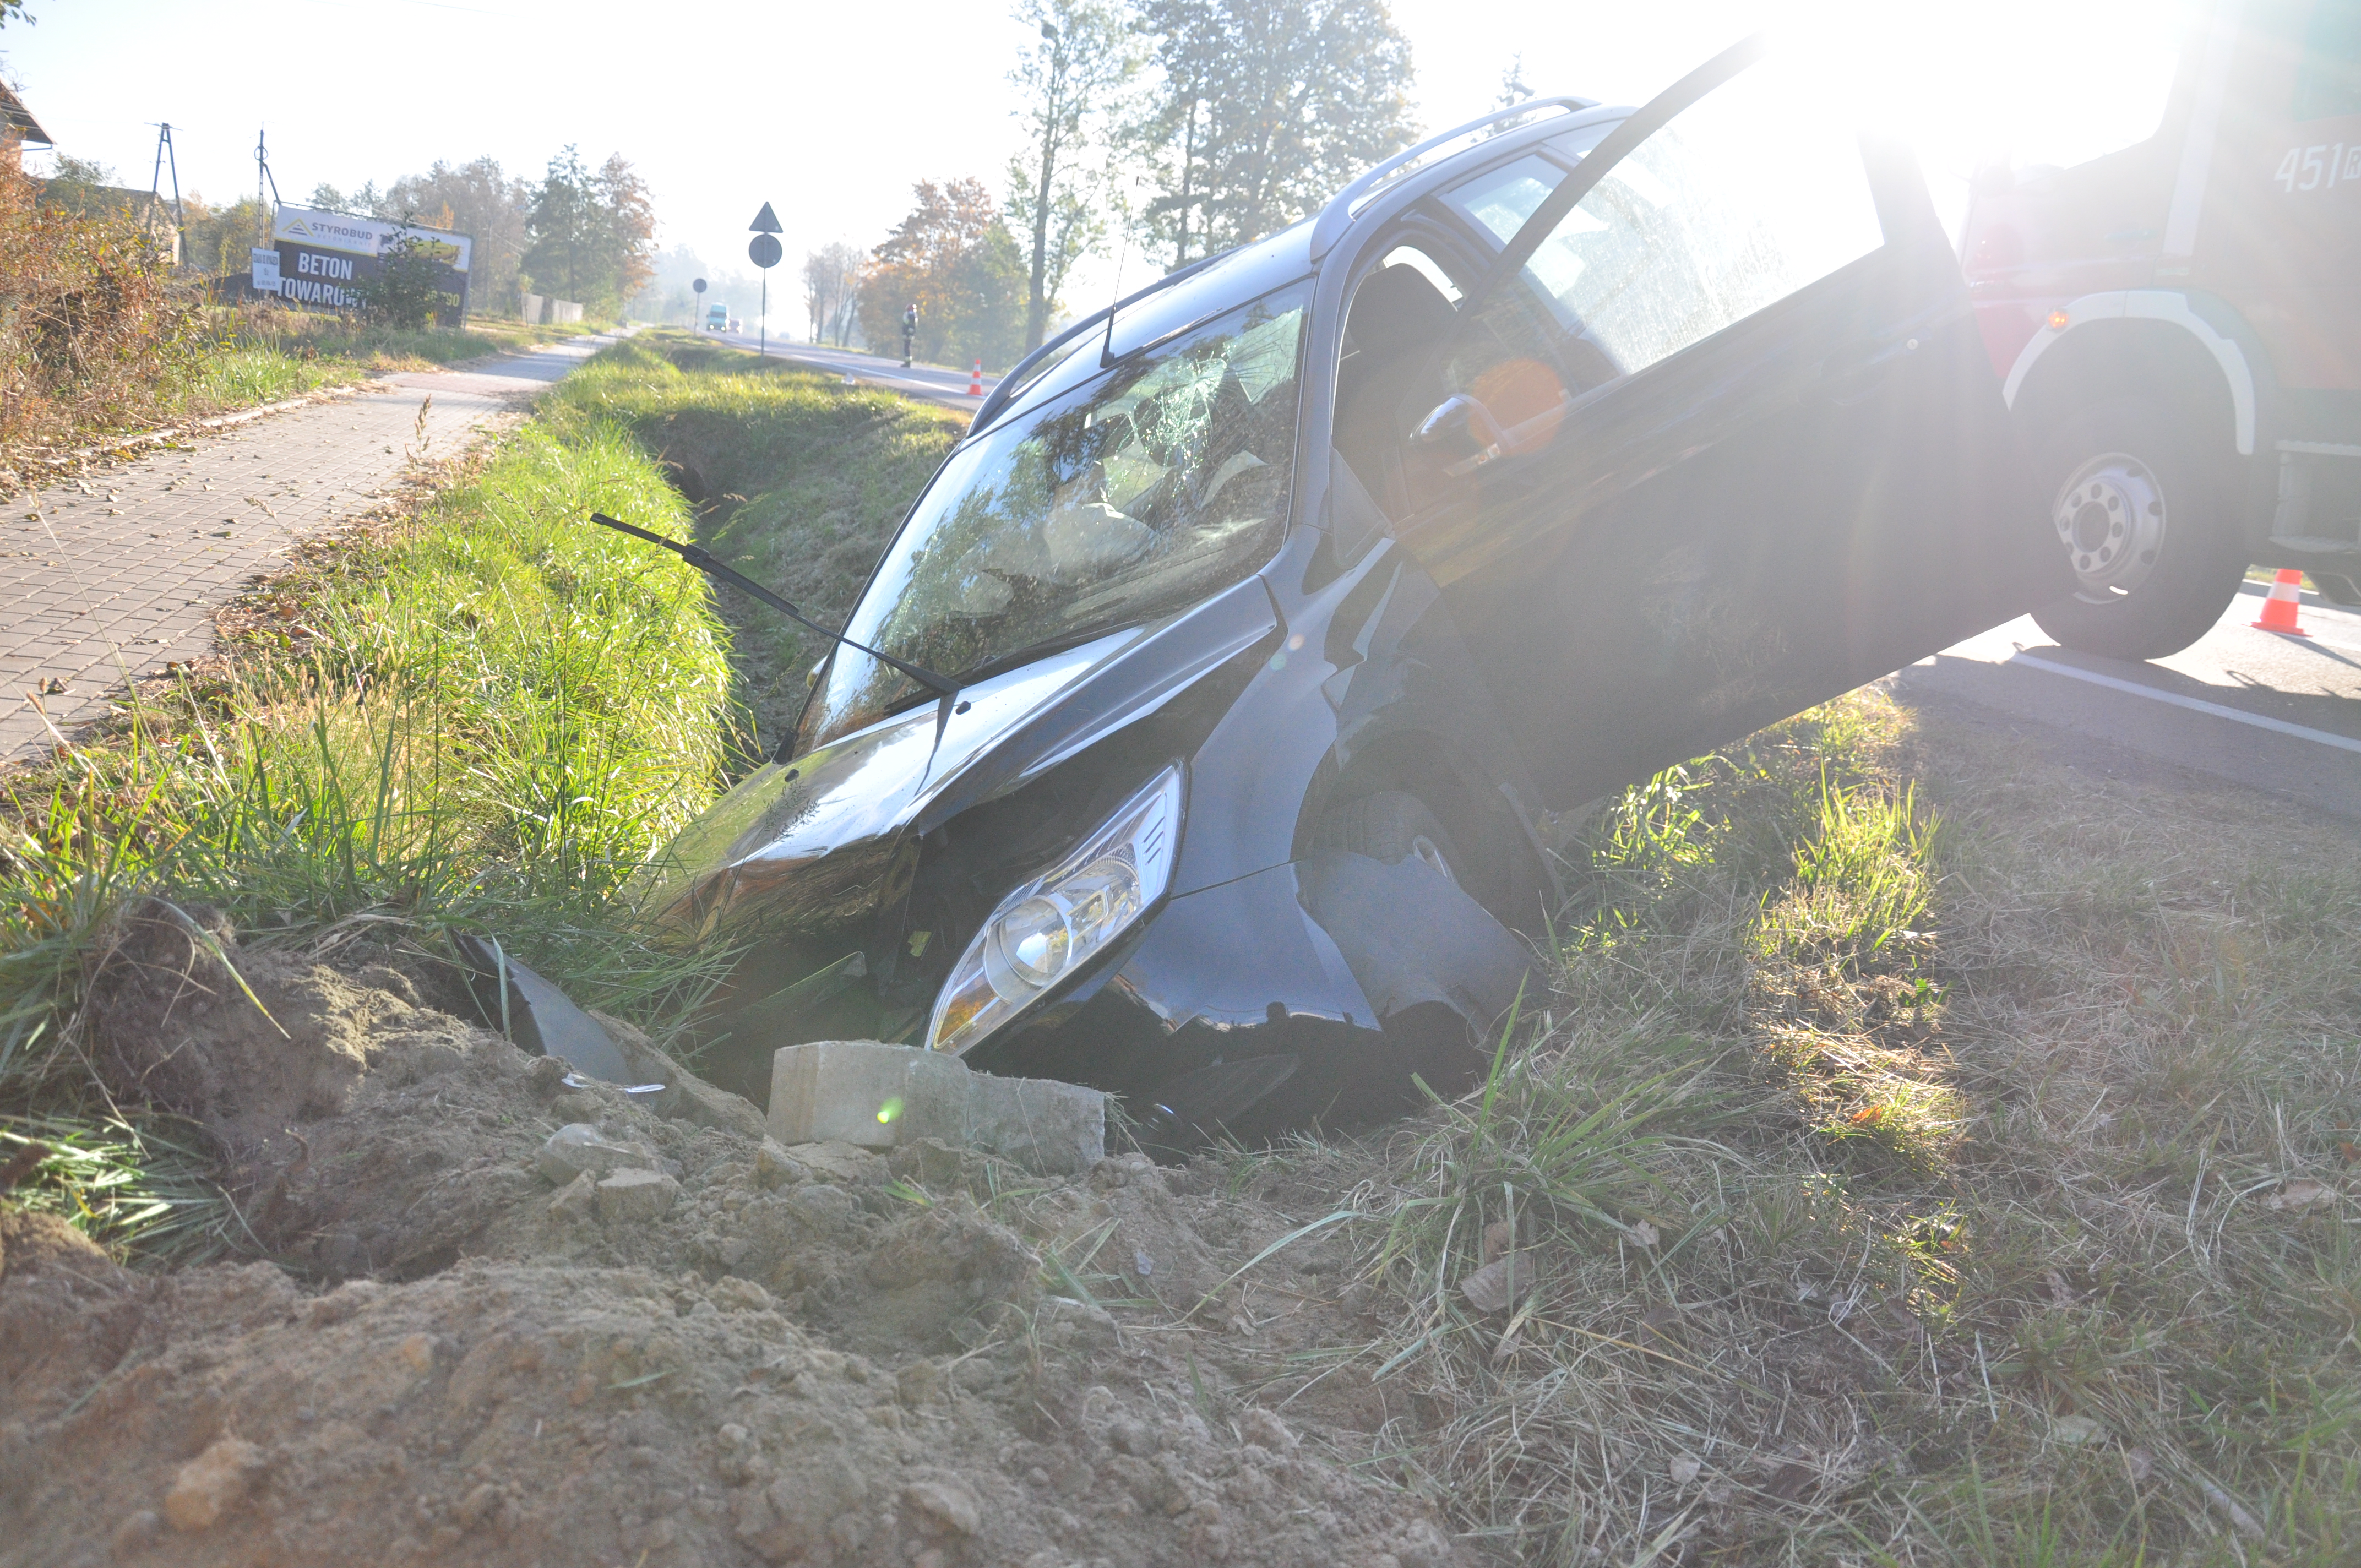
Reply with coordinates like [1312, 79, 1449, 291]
[797, 281, 1311, 749]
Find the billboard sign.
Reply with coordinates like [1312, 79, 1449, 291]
[269, 206, 472, 324]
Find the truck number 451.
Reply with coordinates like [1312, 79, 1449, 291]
[2276, 143, 2361, 192]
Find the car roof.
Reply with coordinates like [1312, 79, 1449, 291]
[969, 96, 1630, 440]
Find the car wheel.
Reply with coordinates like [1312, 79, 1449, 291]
[2027, 398, 2246, 660]
[1315, 791, 1465, 885]
[2311, 570, 2361, 608]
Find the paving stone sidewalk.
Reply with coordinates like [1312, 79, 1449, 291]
[2, 333, 620, 765]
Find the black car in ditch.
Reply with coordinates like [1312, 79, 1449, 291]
[552, 39, 2061, 1144]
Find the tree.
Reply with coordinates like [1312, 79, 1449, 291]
[523, 147, 657, 315]
[858, 178, 1027, 371]
[178, 194, 272, 275]
[1131, 0, 1417, 266]
[383, 157, 534, 314]
[1005, 0, 1143, 351]
[353, 223, 453, 329]
[1495, 51, 1533, 109]
[802, 242, 863, 346]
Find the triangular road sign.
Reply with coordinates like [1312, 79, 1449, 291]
[749, 202, 782, 233]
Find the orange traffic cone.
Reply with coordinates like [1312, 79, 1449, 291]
[2252, 568, 2309, 635]
[969, 361, 983, 396]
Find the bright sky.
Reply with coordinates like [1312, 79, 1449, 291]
[8, 0, 2192, 326]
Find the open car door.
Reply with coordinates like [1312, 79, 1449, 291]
[1386, 37, 2066, 808]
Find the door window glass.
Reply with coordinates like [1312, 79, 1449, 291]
[1439, 154, 1568, 244]
[1438, 58, 1885, 449]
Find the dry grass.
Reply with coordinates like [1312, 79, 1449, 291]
[1241, 687, 2361, 1565]
[0, 161, 202, 463]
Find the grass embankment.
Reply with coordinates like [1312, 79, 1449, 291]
[1243, 689, 2361, 1565]
[2, 371, 727, 1256]
[0, 335, 954, 1257]
[179, 308, 608, 416]
[541, 331, 966, 746]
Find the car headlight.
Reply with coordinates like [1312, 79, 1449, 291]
[927, 766, 1183, 1055]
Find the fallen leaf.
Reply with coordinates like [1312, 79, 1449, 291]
[1630, 1220, 1660, 1249]
[1638, 1303, 1682, 1347]
[2046, 1269, 2076, 1308]
[2265, 1179, 2335, 1212]
[1849, 1104, 1884, 1125]
[1459, 1251, 1539, 1315]
[1481, 1219, 1517, 1265]
[2124, 1446, 2154, 1483]
[2050, 1415, 2105, 1445]
[1669, 1455, 1701, 1485]
[1764, 1461, 1814, 1501]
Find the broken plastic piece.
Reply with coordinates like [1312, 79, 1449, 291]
[452, 934, 637, 1086]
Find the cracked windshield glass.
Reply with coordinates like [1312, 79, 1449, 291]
[800, 283, 1310, 749]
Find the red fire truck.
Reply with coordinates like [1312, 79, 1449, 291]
[1962, 0, 2361, 656]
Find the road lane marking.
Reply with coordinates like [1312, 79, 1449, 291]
[2003, 651, 2361, 754]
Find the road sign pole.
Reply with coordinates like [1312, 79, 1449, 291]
[747, 202, 785, 363]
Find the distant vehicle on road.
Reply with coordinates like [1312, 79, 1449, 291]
[1964, 0, 2361, 656]
[704, 303, 727, 332]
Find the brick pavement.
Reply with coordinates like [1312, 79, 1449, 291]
[2, 333, 621, 764]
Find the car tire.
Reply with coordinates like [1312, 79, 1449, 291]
[2311, 570, 2361, 608]
[1315, 791, 1466, 885]
[2027, 397, 2247, 661]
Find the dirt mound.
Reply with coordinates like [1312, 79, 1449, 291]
[0, 923, 1463, 1567]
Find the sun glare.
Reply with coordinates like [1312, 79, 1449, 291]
[1778, 0, 2197, 236]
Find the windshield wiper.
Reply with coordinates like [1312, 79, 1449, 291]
[588, 513, 959, 699]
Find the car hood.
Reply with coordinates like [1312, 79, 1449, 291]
[627, 578, 1281, 944]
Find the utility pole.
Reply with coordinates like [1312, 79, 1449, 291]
[147, 123, 183, 229]
[253, 128, 282, 246]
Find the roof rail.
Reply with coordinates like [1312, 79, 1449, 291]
[1308, 96, 1599, 260]
[969, 245, 1236, 433]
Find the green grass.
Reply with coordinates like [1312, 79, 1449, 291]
[2, 333, 962, 1262]
[1, 357, 760, 1259]
[1239, 688, 2361, 1565]
[173, 310, 611, 425]
[538, 332, 967, 748]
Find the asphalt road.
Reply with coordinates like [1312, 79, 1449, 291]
[703, 330, 1001, 413]
[1897, 579, 2361, 819]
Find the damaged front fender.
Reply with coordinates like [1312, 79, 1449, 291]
[966, 847, 1532, 1142]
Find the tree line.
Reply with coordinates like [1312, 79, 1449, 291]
[306, 147, 656, 319]
[812, 0, 1420, 371]
[39, 144, 660, 323]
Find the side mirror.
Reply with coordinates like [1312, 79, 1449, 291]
[1412, 393, 1506, 475]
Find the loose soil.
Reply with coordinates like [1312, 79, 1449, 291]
[0, 906, 1459, 1568]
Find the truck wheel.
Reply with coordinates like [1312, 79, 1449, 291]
[1315, 791, 1465, 885]
[2311, 570, 2361, 608]
[2028, 398, 2246, 660]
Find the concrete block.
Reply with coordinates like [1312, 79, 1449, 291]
[768, 1041, 1106, 1175]
[769, 1040, 968, 1151]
